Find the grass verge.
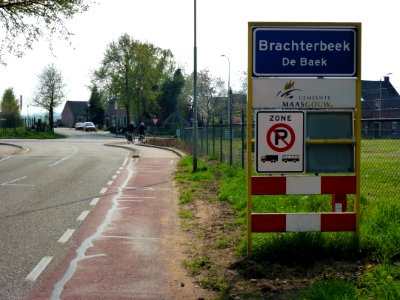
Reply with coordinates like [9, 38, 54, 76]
[0, 127, 64, 139]
[175, 139, 400, 299]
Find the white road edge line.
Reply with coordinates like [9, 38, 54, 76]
[58, 229, 75, 244]
[118, 200, 143, 202]
[1, 176, 26, 185]
[100, 187, 107, 194]
[49, 146, 78, 167]
[77, 210, 90, 221]
[90, 197, 100, 206]
[26, 256, 53, 282]
[119, 196, 155, 199]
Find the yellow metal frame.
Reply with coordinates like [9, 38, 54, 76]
[247, 22, 362, 256]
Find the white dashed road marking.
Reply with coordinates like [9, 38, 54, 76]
[90, 197, 100, 206]
[26, 256, 53, 282]
[77, 210, 90, 221]
[58, 229, 75, 244]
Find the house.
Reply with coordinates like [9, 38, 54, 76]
[105, 97, 127, 129]
[361, 76, 400, 138]
[61, 101, 89, 128]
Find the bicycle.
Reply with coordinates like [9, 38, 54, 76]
[126, 131, 135, 144]
[138, 134, 146, 143]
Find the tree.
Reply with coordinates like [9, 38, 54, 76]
[32, 64, 66, 131]
[93, 34, 141, 124]
[196, 69, 225, 124]
[88, 84, 105, 127]
[238, 70, 248, 95]
[0, 0, 92, 64]
[157, 68, 185, 121]
[93, 33, 175, 124]
[0, 88, 21, 129]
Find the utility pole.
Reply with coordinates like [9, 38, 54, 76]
[193, 0, 198, 172]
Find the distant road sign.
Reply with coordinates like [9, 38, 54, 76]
[252, 27, 357, 77]
[256, 111, 304, 173]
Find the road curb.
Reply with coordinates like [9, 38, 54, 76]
[0, 142, 24, 150]
[105, 142, 186, 158]
[135, 143, 186, 158]
[0, 142, 25, 157]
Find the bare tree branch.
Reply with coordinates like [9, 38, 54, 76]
[0, 0, 93, 64]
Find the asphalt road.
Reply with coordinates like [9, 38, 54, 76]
[0, 129, 132, 299]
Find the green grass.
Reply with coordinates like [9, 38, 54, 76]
[182, 255, 212, 276]
[297, 280, 358, 300]
[199, 275, 229, 292]
[0, 127, 64, 139]
[176, 138, 400, 298]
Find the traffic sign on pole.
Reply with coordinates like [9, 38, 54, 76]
[252, 27, 357, 77]
[246, 23, 362, 256]
[256, 111, 304, 173]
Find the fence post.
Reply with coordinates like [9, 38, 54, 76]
[200, 123, 203, 155]
[220, 116, 223, 163]
[212, 119, 215, 156]
[229, 112, 233, 166]
[206, 121, 209, 155]
[241, 109, 245, 169]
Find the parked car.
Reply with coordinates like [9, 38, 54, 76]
[83, 122, 97, 132]
[75, 122, 84, 130]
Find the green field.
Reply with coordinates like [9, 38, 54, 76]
[0, 127, 64, 139]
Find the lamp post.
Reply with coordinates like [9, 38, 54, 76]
[193, 0, 198, 172]
[87, 103, 91, 121]
[379, 72, 392, 119]
[221, 54, 232, 165]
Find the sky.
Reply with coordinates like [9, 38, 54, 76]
[1, 0, 399, 115]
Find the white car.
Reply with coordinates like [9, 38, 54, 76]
[83, 122, 97, 132]
[74, 122, 84, 130]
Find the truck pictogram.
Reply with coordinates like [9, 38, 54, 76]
[261, 155, 279, 163]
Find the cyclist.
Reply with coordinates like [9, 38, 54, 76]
[138, 122, 146, 143]
[126, 121, 135, 143]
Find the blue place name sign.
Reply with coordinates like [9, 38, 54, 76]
[252, 27, 357, 77]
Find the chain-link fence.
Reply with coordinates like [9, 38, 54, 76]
[180, 119, 400, 172]
[181, 112, 247, 169]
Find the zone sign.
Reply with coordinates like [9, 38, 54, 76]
[256, 111, 304, 173]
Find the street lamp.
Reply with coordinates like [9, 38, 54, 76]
[193, 0, 198, 172]
[221, 54, 232, 165]
[379, 72, 392, 119]
[87, 103, 91, 121]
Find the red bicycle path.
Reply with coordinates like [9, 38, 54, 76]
[25, 143, 207, 300]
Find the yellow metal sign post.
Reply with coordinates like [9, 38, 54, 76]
[247, 22, 362, 256]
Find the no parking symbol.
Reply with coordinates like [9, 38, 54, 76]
[266, 123, 296, 152]
[256, 111, 304, 173]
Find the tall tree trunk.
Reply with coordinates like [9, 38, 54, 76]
[49, 99, 54, 132]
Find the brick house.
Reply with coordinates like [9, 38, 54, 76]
[361, 76, 400, 138]
[61, 101, 89, 128]
[105, 97, 127, 129]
